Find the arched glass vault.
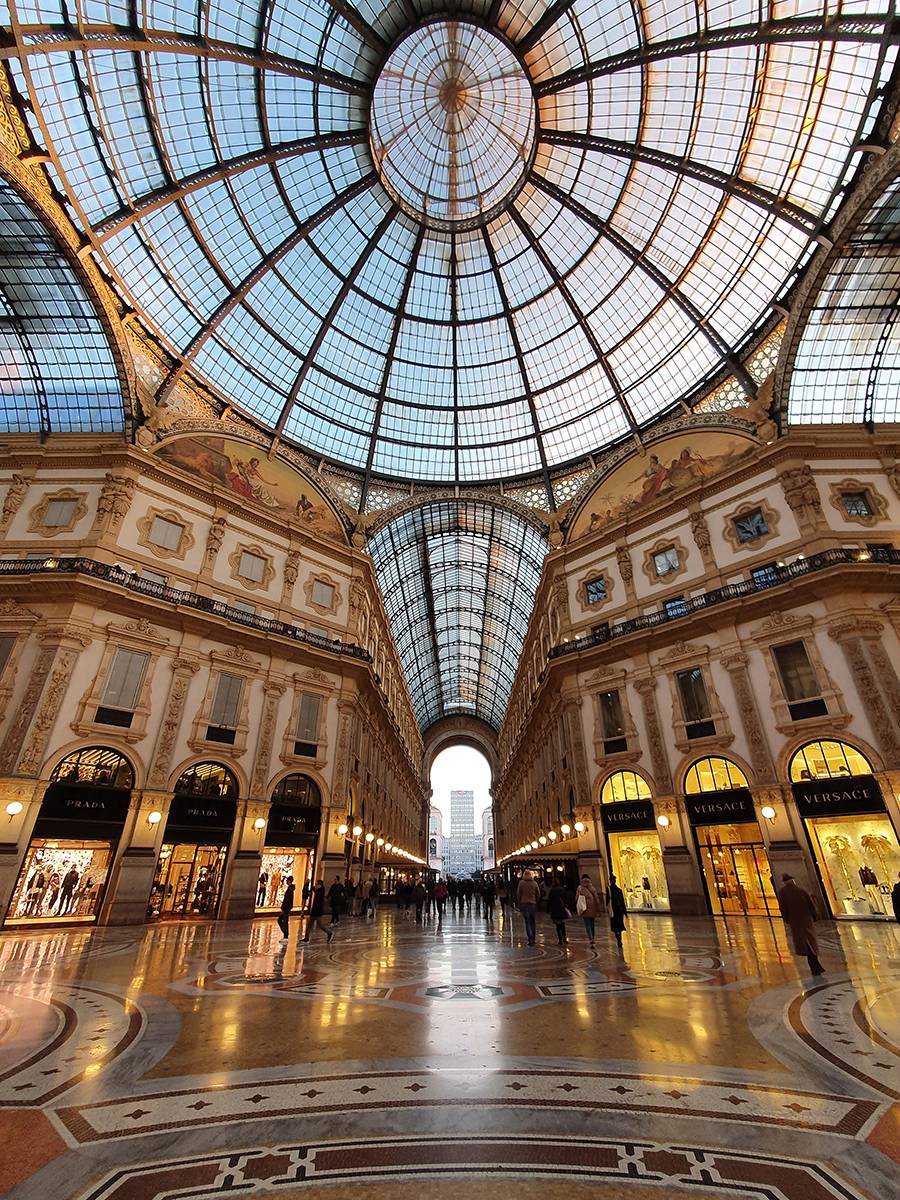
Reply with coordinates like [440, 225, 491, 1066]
[368, 501, 548, 730]
[0, 179, 124, 435]
[2, 0, 894, 480]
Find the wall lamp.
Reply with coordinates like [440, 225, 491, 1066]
[5, 800, 23, 820]
[253, 817, 266, 831]
[760, 805, 777, 823]
[146, 809, 162, 828]
[657, 815, 670, 829]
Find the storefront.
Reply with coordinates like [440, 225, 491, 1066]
[256, 774, 321, 912]
[601, 800, 669, 911]
[600, 771, 669, 911]
[790, 741, 900, 920]
[684, 757, 777, 918]
[502, 858, 579, 892]
[5, 747, 134, 927]
[148, 762, 237, 920]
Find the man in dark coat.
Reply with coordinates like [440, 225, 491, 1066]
[777, 874, 824, 975]
[605, 874, 627, 949]
[277, 875, 295, 941]
[302, 880, 334, 942]
[892, 871, 900, 924]
[328, 876, 345, 925]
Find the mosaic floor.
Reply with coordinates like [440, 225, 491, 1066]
[0, 905, 898, 1198]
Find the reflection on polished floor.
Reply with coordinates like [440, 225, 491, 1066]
[0, 906, 898, 1199]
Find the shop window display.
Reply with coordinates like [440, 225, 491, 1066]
[805, 815, 899, 918]
[148, 844, 226, 919]
[6, 840, 112, 925]
[606, 831, 669, 911]
[256, 849, 314, 910]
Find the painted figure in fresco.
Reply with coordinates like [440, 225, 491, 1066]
[639, 454, 672, 502]
[227, 457, 280, 508]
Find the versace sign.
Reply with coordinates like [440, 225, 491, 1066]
[685, 789, 756, 827]
[792, 776, 884, 818]
[600, 800, 655, 832]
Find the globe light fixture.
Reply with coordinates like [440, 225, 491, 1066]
[146, 810, 162, 826]
[573, 821, 585, 833]
[337, 823, 349, 836]
[760, 805, 777, 822]
[376, 837, 384, 847]
[253, 817, 266, 830]
[548, 830, 557, 841]
[352, 824, 363, 837]
[538, 835, 547, 846]
[6, 800, 24, 818]
[657, 815, 670, 829]
[365, 831, 375, 843]
[560, 823, 571, 835]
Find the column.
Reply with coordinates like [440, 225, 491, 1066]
[105, 790, 173, 925]
[219, 799, 269, 920]
[721, 651, 776, 783]
[752, 783, 822, 903]
[828, 621, 900, 764]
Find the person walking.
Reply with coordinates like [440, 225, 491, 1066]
[277, 875, 295, 942]
[413, 878, 427, 923]
[368, 877, 380, 920]
[328, 876, 345, 925]
[547, 878, 570, 945]
[892, 871, 900, 923]
[777, 874, 825, 975]
[606, 874, 627, 950]
[575, 875, 601, 948]
[482, 877, 496, 922]
[517, 870, 540, 946]
[435, 878, 448, 923]
[302, 880, 334, 942]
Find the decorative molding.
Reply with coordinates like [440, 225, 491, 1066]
[722, 653, 775, 782]
[0, 643, 55, 773]
[251, 683, 286, 796]
[632, 676, 673, 792]
[777, 464, 824, 534]
[203, 516, 227, 568]
[18, 647, 79, 774]
[147, 659, 201, 789]
[720, 498, 781, 554]
[688, 509, 714, 565]
[577, 569, 614, 612]
[26, 488, 88, 537]
[658, 640, 708, 664]
[827, 478, 889, 526]
[641, 537, 689, 586]
[94, 473, 135, 532]
[136, 506, 195, 561]
[833, 634, 900, 763]
[304, 571, 341, 615]
[228, 542, 275, 591]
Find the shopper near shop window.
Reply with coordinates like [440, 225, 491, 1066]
[302, 880, 334, 942]
[777, 874, 825, 976]
[892, 872, 900, 924]
[575, 875, 601, 948]
[367, 877, 379, 919]
[413, 878, 427, 923]
[277, 875, 294, 942]
[605, 874, 627, 950]
[482, 877, 496, 922]
[434, 878, 448, 923]
[547, 879, 571, 945]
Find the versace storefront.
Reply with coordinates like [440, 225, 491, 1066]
[599, 772, 669, 912]
[790, 741, 900, 920]
[683, 758, 778, 918]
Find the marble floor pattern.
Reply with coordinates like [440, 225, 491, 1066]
[0, 906, 898, 1199]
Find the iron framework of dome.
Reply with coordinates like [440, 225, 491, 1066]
[2, 0, 896, 483]
[368, 502, 548, 730]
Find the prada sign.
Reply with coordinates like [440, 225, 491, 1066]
[685, 789, 755, 827]
[167, 795, 237, 831]
[37, 784, 130, 826]
[265, 804, 321, 847]
[792, 776, 884, 818]
[601, 800, 655, 832]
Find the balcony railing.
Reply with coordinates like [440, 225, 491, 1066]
[549, 546, 900, 660]
[0, 556, 371, 662]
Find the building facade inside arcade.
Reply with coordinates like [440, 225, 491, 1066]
[0, 0, 898, 940]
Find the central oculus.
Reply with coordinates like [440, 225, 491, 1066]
[370, 20, 536, 228]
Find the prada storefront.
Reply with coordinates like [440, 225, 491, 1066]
[683, 758, 777, 919]
[256, 774, 321, 913]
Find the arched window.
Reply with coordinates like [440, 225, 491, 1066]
[601, 770, 651, 804]
[174, 762, 237, 798]
[50, 747, 134, 789]
[270, 774, 321, 806]
[789, 740, 872, 782]
[429, 837, 437, 856]
[684, 757, 748, 794]
[487, 837, 494, 856]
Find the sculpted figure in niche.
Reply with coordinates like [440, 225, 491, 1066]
[1, 474, 29, 528]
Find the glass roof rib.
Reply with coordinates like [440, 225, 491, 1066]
[5, 0, 896, 478]
[368, 501, 549, 731]
[0, 179, 124, 435]
[788, 175, 900, 428]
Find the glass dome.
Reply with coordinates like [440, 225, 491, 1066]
[4, 0, 894, 481]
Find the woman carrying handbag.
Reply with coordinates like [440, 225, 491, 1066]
[575, 875, 601, 948]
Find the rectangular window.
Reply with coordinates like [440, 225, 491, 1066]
[102, 648, 148, 710]
[229, 598, 257, 616]
[677, 667, 715, 738]
[598, 689, 627, 753]
[141, 569, 168, 587]
[842, 491, 873, 518]
[294, 692, 322, 756]
[209, 672, 243, 728]
[149, 515, 183, 551]
[311, 580, 335, 608]
[772, 641, 820, 701]
[664, 595, 689, 618]
[585, 576, 607, 604]
[238, 551, 266, 582]
[751, 563, 780, 588]
[0, 634, 15, 676]
[733, 507, 769, 543]
[654, 546, 680, 577]
[44, 498, 77, 526]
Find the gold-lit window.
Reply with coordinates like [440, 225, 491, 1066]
[789, 740, 871, 781]
[684, 756, 748, 794]
[601, 770, 651, 804]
